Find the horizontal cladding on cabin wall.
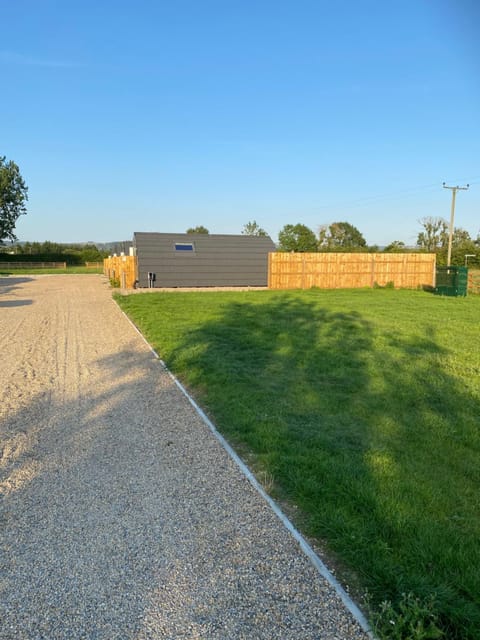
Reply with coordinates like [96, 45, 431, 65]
[136, 245, 274, 253]
[137, 258, 268, 269]
[137, 271, 267, 283]
[139, 273, 268, 287]
[136, 266, 268, 286]
[134, 235, 274, 243]
[139, 269, 267, 279]
[144, 274, 267, 288]
[137, 247, 271, 258]
[135, 235, 274, 242]
[134, 233, 274, 243]
[138, 256, 269, 265]
[134, 232, 274, 287]
[137, 257, 268, 267]
[137, 260, 268, 273]
[152, 274, 267, 282]
[134, 239, 275, 253]
[138, 246, 273, 256]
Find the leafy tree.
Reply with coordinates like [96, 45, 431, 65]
[417, 219, 478, 265]
[186, 225, 209, 234]
[443, 228, 477, 267]
[384, 240, 407, 252]
[416, 218, 478, 265]
[278, 223, 317, 252]
[449, 242, 478, 266]
[79, 244, 108, 263]
[0, 156, 28, 243]
[451, 227, 472, 245]
[318, 221, 367, 251]
[242, 220, 268, 236]
[416, 217, 448, 252]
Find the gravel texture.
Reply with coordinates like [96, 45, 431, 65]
[0, 275, 372, 639]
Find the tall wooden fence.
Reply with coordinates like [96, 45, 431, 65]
[268, 253, 436, 290]
[468, 269, 480, 294]
[103, 255, 137, 289]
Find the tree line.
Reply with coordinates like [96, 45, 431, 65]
[1, 241, 108, 265]
[274, 219, 480, 266]
[1, 155, 478, 267]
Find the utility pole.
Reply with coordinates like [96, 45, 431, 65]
[443, 183, 469, 266]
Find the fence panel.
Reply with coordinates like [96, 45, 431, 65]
[268, 253, 436, 290]
[103, 255, 137, 289]
[468, 269, 480, 294]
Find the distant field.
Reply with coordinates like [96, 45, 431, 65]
[0, 266, 103, 275]
[115, 288, 480, 639]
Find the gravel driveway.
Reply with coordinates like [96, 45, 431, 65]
[0, 275, 372, 639]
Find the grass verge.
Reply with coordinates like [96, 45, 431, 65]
[0, 266, 103, 275]
[115, 288, 480, 639]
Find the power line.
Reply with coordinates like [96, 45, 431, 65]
[317, 184, 437, 212]
[314, 177, 480, 213]
[315, 183, 440, 211]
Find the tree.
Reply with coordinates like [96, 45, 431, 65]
[445, 228, 477, 266]
[0, 156, 28, 243]
[451, 227, 472, 245]
[278, 223, 317, 252]
[242, 220, 268, 236]
[186, 225, 209, 234]
[416, 217, 448, 252]
[318, 221, 367, 251]
[384, 240, 406, 252]
[417, 218, 477, 265]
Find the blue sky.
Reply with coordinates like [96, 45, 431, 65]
[2, 0, 479, 246]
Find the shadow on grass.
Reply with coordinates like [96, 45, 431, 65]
[163, 292, 480, 639]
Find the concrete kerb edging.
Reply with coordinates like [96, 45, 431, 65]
[115, 300, 375, 639]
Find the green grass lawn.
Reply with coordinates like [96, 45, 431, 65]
[0, 266, 103, 275]
[115, 288, 480, 639]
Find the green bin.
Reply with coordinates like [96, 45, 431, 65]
[435, 266, 468, 297]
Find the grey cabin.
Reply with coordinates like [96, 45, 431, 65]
[133, 232, 276, 288]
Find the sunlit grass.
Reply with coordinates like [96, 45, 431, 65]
[116, 288, 480, 639]
[0, 266, 103, 275]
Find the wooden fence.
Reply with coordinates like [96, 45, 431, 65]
[468, 269, 480, 294]
[103, 255, 137, 289]
[268, 253, 436, 290]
